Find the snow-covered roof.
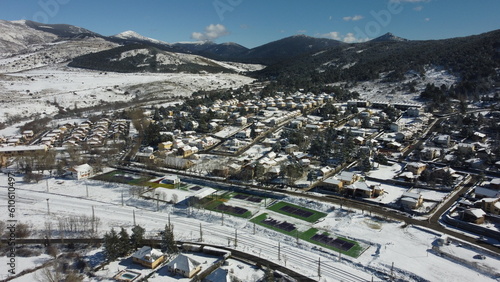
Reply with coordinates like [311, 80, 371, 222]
[402, 191, 421, 199]
[475, 187, 500, 198]
[205, 268, 230, 282]
[0, 144, 47, 152]
[464, 208, 486, 218]
[167, 254, 200, 272]
[70, 163, 92, 173]
[323, 177, 341, 186]
[193, 187, 217, 199]
[132, 246, 163, 262]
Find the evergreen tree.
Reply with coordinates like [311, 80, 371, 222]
[130, 225, 145, 250]
[118, 227, 131, 257]
[103, 228, 120, 261]
[161, 223, 179, 254]
[360, 156, 372, 173]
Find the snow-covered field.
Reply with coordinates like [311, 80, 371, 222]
[0, 171, 497, 282]
[0, 65, 256, 123]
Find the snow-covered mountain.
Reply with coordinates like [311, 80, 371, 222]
[68, 44, 261, 74]
[370, 32, 409, 42]
[111, 30, 170, 46]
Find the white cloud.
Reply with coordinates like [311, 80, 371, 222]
[343, 33, 358, 43]
[413, 6, 424, 11]
[343, 15, 364, 21]
[320, 31, 368, 43]
[321, 32, 341, 40]
[297, 29, 307, 34]
[191, 24, 229, 41]
[424, 17, 431, 22]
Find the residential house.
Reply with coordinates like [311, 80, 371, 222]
[166, 254, 202, 278]
[337, 171, 360, 186]
[344, 182, 373, 198]
[389, 122, 403, 132]
[22, 130, 34, 138]
[475, 187, 496, 200]
[235, 129, 251, 139]
[406, 162, 426, 175]
[472, 132, 487, 142]
[132, 246, 164, 269]
[420, 148, 438, 161]
[236, 117, 247, 125]
[136, 152, 155, 163]
[395, 132, 412, 142]
[478, 198, 500, 215]
[0, 145, 48, 167]
[205, 269, 231, 282]
[406, 107, 421, 117]
[284, 144, 299, 154]
[490, 178, 500, 190]
[462, 208, 486, 224]
[164, 157, 194, 170]
[158, 141, 173, 151]
[457, 143, 475, 154]
[400, 192, 423, 210]
[66, 164, 93, 180]
[321, 177, 343, 191]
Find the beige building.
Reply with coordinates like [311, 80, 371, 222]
[132, 246, 165, 269]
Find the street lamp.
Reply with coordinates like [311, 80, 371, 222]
[46, 198, 50, 215]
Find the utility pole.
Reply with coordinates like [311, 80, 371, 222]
[278, 242, 281, 260]
[199, 223, 203, 242]
[318, 257, 321, 278]
[253, 222, 256, 235]
[221, 212, 224, 226]
[234, 229, 238, 247]
[86, 182, 88, 197]
[133, 209, 136, 226]
[46, 179, 49, 192]
[121, 190, 124, 206]
[46, 198, 50, 215]
[168, 213, 171, 228]
[391, 262, 394, 281]
[91, 206, 95, 233]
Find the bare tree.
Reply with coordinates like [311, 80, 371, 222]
[15, 222, 32, 238]
[171, 193, 178, 204]
[35, 263, 64, 282]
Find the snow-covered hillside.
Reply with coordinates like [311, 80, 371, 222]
[73, 45, 263, 74]
[0, 20, 57, 58]
[0, 38, 119, 73]
[0, 65, 256, 123]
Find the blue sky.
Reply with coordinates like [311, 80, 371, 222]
[1, 0, 499, 48]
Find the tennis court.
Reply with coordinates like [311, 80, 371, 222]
[261, 217, 296, 232]
[216, 203, 249, 215]
[311, 234, 355, 251]
[280, 205, 314, 218]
